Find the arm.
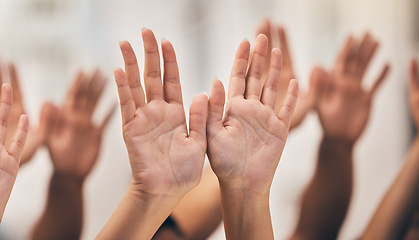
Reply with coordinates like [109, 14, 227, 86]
[362, 59, 419, 240]
[96, 28, 208, 239]
[31, 70, 113, 240]
[291, 33, 390, 239]
[169, 167, 222, 240]
[207, 34, 298, 239]
[0, 83, 29, 221]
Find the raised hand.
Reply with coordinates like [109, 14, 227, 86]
[96, 28, 208, 240]
[317, 33, 390, 142]
[116, 29, 208, 197]
[43, 70, 114, 180]
[31, 70, 114, 240]
[256, 19, 322, 129]
[207, 34, 298, 240]
[291, 33, 389, 240]
[0, 63, 47, 165]
[361, 59, 419, 240]
[0, 83, 29, 222]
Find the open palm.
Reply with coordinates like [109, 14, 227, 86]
[0, 83, 28, 222]
[317, 34, 389, 142]
[115, 29, 207, 197]
[207, 35, 298, 193]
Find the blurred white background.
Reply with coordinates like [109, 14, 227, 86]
[0, 0, 417, 239]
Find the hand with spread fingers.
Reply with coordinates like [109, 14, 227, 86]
[207, 34, 298, 240]
[31, 70, 115, 240]
[0, 83, 29, 222]
[96, 28, 208, 240]
[44, 70, 114, 180]
[0, 63, 47, 165]
[318, 33, 390, 142]
[256, 19, 323, 129]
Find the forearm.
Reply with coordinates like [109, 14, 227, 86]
[31, 171, 84, 240]
[96, 182, 183, 240]
[362, 137, 419, 240]
[292, 136, 354, 240]
[171, 168, 222, 239]
[219, 182, 273, 240]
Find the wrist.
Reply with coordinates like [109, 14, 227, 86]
[127, 180, 185, 204]
[219, 180, 270, 200]
[51, 170, 85, 188]
[322, 134, 356, 150]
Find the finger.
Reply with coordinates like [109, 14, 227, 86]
[38, 102, 58, 143]
[370, 64, 390, 96]
[228, 40, 250, 99]
[99, 102, 117, 133]
[65, 71, 87, 110]
[85, 69, 107, 113]
[142, 28, 163, 102]
[410, 59, 419, 90]
[278, 26, 293, 71]
[277, 79, 298, 127]
[358, 33, 378, 77]
[207, 78, 225, 134]
[0, 61, 3, 86]
[188, 93, 208, 150]
[360, 42, 378, 78]
[245, 34, 268, 100]
[162, 39, 182, 104]
[261, 48, 282, 109]
[0, 84, 12, 144]
[335, 36, 354, 73]
[345, 39, 360, 77]
[8, 63, 24, 105]
[255, 19, 274, 86]
[114, 68, 136, 125]
[8, 114, 29, 163]
[120, 41, 146, 108]
[308, 66, 329, 107]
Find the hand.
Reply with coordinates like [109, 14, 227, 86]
[316, 33, 390, 142]
[207, 34, 298, 193]
[115, 28, 208, 198]
[0, 63, 47, 165]
[409, 59, 419, 128]
[0, 83, 29, 221]
[44, 70, 115, 180]
[256, 20, 321, 129]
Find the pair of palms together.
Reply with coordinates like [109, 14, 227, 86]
[117, 29, 298, 197]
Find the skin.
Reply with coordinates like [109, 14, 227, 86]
[0, 83, 29, 222]
[291, 33, 389, 240]
[256, 19, 323, 129]
[31, 70, 114, 240]
[362, 59, 419, 240]
[96, 28, 208, 240]
[0, 63, 47, 165]
[169, 167, 222, 240]
[207, 34, 298, 240]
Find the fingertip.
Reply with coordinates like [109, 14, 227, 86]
[271, 48, 282, 64]
[289, 79, 299, 94]
[113, 68, 125, 78]
[18, 114, 29, 130]
[257, 33, 268, 42]
[2, 82, 11, 91]
[119, 40, 131, 50]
